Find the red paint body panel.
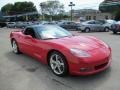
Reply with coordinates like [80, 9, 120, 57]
[10, 30, 112, 75]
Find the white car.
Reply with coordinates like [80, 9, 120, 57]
[6, 22, 16, 28]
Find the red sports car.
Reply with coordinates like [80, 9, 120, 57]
[10, 25, 112, 76]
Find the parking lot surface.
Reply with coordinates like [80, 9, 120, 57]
[0, 28, 120, 90]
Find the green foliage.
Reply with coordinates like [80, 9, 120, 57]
[40, 0, 64, 16]
[99, 0, 120, 13]
[1, 2, 37, 15]
[114, 10, 120, 21]
[1, 3, 13, 15]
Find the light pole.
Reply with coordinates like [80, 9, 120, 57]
[68, 2, 75, 21]
[40, 3, 44, 20]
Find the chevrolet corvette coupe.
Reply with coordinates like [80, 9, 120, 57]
[10, 25, 112, 76]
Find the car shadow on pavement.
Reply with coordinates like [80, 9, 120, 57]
[5, 51, 48, 73]
[110, 32, 120, 35]
[5, 51, 112, 90]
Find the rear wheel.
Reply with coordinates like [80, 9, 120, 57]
[84, 28, 90, 32]
[104, 27, 109, 32]
[113, 31, 117, 34]
[11, 40, 21, 54]
[48, 51, 68, 77]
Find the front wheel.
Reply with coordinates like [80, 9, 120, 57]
[48, 51, 68, 77]
[113, 31, 117, 34]
[11, 40, 21, 54]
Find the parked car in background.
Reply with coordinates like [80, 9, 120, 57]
[58, 21, 80, 30]
[40, 21, 49, 25]
[0, 22, 7, 28]
[16, 22, 25, 28]
[111, 21, 120, 34]
[98, 19, 116, 31]
[78, 20, 111, 32]
[16, 22, 33, 28]
[6, 22, 16, 28]
[43, 22, 57, 25]
[32, 21, 41, 25]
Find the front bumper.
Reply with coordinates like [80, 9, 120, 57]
[67, 53, 112, 75]
[111, 28, 120, 32]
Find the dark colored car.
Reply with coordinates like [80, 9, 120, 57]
[111, 21, 120, 34]
[0, 22, 7, 28]
[58, 21, 80, 30]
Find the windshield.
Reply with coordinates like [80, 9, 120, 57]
[36, 25, 72, 40]
[107, 20, 116, 24]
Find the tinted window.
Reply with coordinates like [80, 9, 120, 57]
[88, 21, 95, 24]
[24, 28, 36, 38]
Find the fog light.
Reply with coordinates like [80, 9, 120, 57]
[80, 68, 89, 72]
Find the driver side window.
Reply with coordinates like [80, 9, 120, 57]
[24, 28, 36, 38]
[88, 21, 95, 24]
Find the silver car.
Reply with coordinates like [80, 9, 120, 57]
[16, 22, 33, 28]
[98, 20, 116, 30]
[78, 20, 112, 32]
[6, 22, 16, 28]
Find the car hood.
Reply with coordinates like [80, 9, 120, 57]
[48, 36, 108, 51]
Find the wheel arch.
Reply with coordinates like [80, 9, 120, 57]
[47, 49, 62, 63]
[85, 27, 90, 30]
[11, 38, 15, 44]
[47, 49, 69, 76]
[47, 49, 68, 66]
[104, 26, 109, 30]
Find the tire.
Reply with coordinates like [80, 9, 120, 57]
[104, 27, 109, 32]
[113, 30, 117, 34]
[84, 28, 90, 32]
[11, 39, 21, 54]
[48, 51, 68, 77]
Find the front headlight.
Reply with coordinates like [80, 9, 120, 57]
[70, 48, 91, 57]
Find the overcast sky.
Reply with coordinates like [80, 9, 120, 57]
[0, 0, 104, 11]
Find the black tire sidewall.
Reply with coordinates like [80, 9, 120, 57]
[113, 31, 117, 34]
[104, 27, 109, 32]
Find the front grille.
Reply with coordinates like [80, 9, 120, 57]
[95, 62, 108, 70]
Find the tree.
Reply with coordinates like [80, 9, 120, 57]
[1, 2, 37, 15]
[1, 3, 13, 15]
[40, 0, 64, 20]
[114, 10, 120, 21]
[11, 2, 37, 14]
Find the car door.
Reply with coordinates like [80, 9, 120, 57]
[94, 21, 103, 31]
[70, 22, 76, 29]
[87, 21, 96, 31]
[20, 28, 37, 55]
[21, 27, 46, 61]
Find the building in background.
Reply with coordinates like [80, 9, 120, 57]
[72, 9, 114, 21]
